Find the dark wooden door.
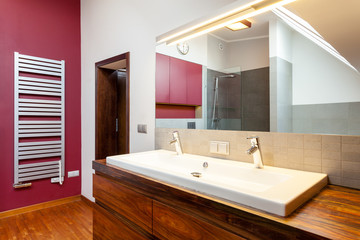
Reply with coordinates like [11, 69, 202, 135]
[95, 53, 129, 160]
[116, 71, 128, 155]
[96, 68, 118, 159]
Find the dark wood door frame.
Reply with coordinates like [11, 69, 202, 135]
[95, 52, 130, 159]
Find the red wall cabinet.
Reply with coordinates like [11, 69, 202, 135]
[186, 62, 202, 106]
[169, 57, 188, 105]
[155, 53, 170, 103]
[156, 53, 202, 106]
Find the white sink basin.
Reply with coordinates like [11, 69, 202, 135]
[106, 150, 327, 216]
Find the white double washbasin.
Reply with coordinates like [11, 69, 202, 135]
[106, 150, 327, 216]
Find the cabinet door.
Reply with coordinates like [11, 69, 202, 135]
[186, 62, 202, 106]
[153, 201, 246, 240]
[169, 57, 187, 105]
[155, 53, 170, 103]
[93, 204, 149, 240]
[93, 174, 153, 233]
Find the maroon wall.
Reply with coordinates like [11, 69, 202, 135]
[0, 0, 81, 211]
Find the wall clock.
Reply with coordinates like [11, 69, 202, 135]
[176, 42, 189, 55]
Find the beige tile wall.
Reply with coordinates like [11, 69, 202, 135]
[155, 128, 360, 190]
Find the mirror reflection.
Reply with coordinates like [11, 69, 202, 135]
[155, 1, 360, 136]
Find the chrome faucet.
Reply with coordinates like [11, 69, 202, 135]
[170, 131, 183, 155]
[246, 136, 264, 169]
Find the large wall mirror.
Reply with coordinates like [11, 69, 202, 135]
[155, 0, 360, 136]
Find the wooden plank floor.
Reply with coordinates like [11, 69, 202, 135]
[0, 200, 93, 240]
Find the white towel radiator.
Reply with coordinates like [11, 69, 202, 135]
[13, 52, 65, 188]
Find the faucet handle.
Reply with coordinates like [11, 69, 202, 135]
[247, 136, 259, 139]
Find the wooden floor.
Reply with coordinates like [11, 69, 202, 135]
[0, 200, 93, 240]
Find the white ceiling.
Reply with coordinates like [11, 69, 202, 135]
[211, 11, 272, 42]
[212, 0, 360, 72]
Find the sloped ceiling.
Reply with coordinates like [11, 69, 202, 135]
[285, 0, 360, 72]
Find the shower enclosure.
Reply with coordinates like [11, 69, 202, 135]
[206, 67, 270, 131]
[210, 74, 236, 129]
[207, 69, 242, 130]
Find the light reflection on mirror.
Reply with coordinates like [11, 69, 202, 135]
[155, 1, 360, 136]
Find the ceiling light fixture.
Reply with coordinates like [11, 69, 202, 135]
[157, 0, 296, 46]
[226, 19, 252, 31]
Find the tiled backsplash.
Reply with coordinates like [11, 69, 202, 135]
[292, 102, 360, 135]
[155, 128, 360, 190]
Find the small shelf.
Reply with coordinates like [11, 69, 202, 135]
[156, 102, 201, 107]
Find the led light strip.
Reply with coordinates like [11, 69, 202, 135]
[157, 0, 296, 45]
[156, 0, 265, 44]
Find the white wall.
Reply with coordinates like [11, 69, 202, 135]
[207, 34, 228, 71]
[156, 35, 208, 66]
[156, 119, 204, 129]
[207, 34, 269, 72]
[292, 32, 360, 105]
[227, 37, 269, 71]
[81, 0, 237, 201]
[269, 19, 293, 132]
[269, 19, 293, 63]
[270, 18, 360, 105]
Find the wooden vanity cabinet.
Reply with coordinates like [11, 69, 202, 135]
[93, 172, 248, 240]
[93, 174, 152, 232]
[93, 173, 154, 240]
[153, 201, 245, 240]
[93, 203, 149, 240]
[93, 160, 360, 240]
[92, 162, 321, 240]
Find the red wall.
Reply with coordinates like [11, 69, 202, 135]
[0, 0, 81, 211]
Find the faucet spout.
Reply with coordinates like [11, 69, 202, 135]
[246, 136, 264, 169]
[246, 145, 258, 155]
[170, 131, 183, 155]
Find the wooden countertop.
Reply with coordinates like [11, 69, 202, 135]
[93, 159, 360, 240]
[274, 185, 360, 239]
